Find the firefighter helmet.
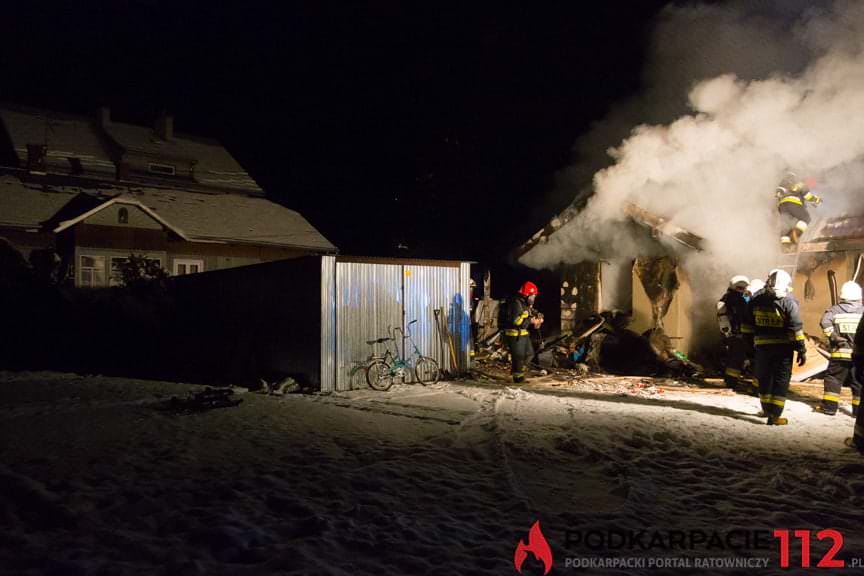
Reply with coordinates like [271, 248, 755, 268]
[766, 269, 793, 298]
[518, 281, 539, 296]
[778, 172, 798, 189]
[747, 279, 765, 295]
[840, 281, 863, 302]
[729, 275, 749, 289]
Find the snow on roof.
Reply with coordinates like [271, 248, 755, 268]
[809, 215, 864, 242]
[0, 107, 116, 176]
[101, 122, 262, 192]
[0, 104, 262, 193]
[52, 195, 190, 240]
[0, 174, 337, 251]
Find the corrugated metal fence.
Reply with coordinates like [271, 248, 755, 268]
[321, 256, 471, 392]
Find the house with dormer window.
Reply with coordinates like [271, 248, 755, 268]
[0, 104, 336, 287]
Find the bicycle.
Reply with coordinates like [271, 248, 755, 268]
[364, 320, 441, 391]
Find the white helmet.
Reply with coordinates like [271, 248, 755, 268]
[766, 269, 793, 298]
[840, 281, 863, 302]
[748, 279, 765, 294]
[729, 275, 749, 289]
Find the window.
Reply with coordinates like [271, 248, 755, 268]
[118, 207, 129, 224]
[79, 255, 106, 288]
[148, 163, 176, 176]
[173, 259, 204, 276]
[110, 256, 163, 287]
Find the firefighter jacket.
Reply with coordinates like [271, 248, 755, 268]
[854, 312, 864, 365]
[776, 182, 821, 209]
[717, 288, 748, 336]
[503, 295, 532, 338]
[742, 290, 805, 348]
[820, 300, 864, 359]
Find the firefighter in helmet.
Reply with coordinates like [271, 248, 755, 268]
[777, 172, 821, 249]
[717, 275, 750, 390]
[503, 281, 543, 383]
[818, 281, 863, 416]
[741, 269, 806, 425]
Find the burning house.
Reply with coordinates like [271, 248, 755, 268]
[512, 200, 704, 361]
[514, 195, 864, 375]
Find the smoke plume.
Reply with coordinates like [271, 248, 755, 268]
[522, 0, 864, 298]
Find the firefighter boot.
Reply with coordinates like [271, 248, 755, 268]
[846, 408, 864, 452]
[815, 403, 838, 416]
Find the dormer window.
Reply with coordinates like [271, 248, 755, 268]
[148, 163, 176, 176]
[118, 207, 129, 224]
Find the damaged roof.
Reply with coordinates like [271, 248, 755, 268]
[809, 215, 864, 242]
[516, 199, 704, 259]
[0, 173, 337, 252]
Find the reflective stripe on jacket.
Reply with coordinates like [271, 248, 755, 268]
[743, 290, 804, 346]
[503, 295, 531, 337]
[821, 301, 864, 359]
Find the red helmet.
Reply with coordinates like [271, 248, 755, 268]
[518, 281, 539, 296]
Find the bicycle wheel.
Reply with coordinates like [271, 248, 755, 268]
[414, 356, 440, 385]
[366, 359, 394, 391]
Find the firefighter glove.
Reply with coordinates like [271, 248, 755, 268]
[797, 349, 807, 367]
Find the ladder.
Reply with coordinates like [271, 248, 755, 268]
[775, 215, 819, 279]
[775, 247, 802, 278]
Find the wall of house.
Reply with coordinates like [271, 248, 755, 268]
[560, 261, 601, 333]
[70, 223, 318, 286]
[794, 252, 854, 337]
[631, 264, 694, 357]
[87, 204, 163, 230]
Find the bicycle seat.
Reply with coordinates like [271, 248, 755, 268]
[366, 337, 392, 345]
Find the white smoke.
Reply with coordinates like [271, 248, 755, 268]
[523, 0, 864, 295]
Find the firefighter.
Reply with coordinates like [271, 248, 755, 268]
[818, 281, 863, 416]
[847, 309, 864, 451]
[776, 172, 821, 249]
[503, 281, 543, 383]
[741, 269, 806, 425]
[747, 278, 765, 299]
[717, 275, 750, 390]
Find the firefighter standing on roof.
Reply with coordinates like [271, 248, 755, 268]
[503, 281, 542, 383]
[742, 269, 806, 425]
[776, 172, 821, 248]
[818, 281, 863, 416]
[717, 275, 751, 391]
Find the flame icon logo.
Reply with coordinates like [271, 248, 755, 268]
[514, 520, 553, 574]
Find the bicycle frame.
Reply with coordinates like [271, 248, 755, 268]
[364, 319, 440, 390]
[392, 320, 425, 369]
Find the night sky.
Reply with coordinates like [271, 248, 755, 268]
[1, 1, 673, 263]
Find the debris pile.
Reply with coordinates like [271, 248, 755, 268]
[165, 387, 243, 414]
[473, 310, 703, 382]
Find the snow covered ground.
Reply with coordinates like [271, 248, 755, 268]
[1, 371, 863, 575]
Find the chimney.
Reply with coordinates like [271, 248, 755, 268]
[96, 106, 111, 127]
[26, 143, 47, 173]
[155, 111, 173, 141]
